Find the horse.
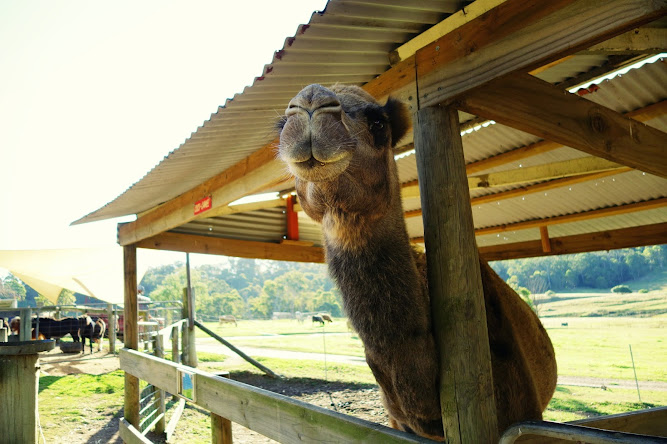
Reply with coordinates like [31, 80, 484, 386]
[78, 316, 108, 353]
[218, 315, 238, 326]
[11, 316, 80, 342]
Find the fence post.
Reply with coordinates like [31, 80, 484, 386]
[154, 334, 166, 435]
[414, 104, 498, 443]
[107, 303, 116, 353]
[123, 244, 140, 428]
[211, 372, 233, 444]
[172, 324, 181, 402]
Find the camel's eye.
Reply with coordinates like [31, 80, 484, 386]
[370, 120, 384, 130]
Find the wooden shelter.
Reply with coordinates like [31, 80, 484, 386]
[76, 1, 667, 442]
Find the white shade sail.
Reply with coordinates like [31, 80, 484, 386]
[0, 247, 144, 305]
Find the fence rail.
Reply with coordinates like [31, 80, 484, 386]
[120, 347, 430, 443]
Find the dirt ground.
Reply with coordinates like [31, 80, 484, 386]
[38, 349, 388, 443]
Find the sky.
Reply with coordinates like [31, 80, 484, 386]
[0, 1, 328, 271]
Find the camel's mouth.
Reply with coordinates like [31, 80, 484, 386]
[287, 155, 350, 183]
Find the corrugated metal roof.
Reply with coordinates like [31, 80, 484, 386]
[75, 0, 466, 224]
[75, 1, 666, 256]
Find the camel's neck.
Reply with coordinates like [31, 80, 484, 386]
[321, 191, 430, 350]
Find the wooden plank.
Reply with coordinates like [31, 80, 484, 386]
[123, 245, 140, 428]
[464, 98, 667, 176]
[468, 169, 631, 206]
[117, 144, 285, 246]
[211, 373, 233, 444]
[583, 27, 667, 54]
[416, 0, 666, 108]
[119, 418, 153, 444]
[136, 232, 324, 263]
[194, 320, 279, 378]
[468, 157, 624, 189]
[458, 73, 667, 178]
[540, 226, 552, 253]
[0, 354, 39, 443]
[478, 222, 667, 260]
[414, 105, 497, 443]
[120, 348, 432, 443]
[165, 399, 186, 441]
[475, 197, 667, 236]
[514, 407, 667, 443]
[401, 158, 626, 201]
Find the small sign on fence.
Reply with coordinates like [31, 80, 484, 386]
[177, 368, 197, 402]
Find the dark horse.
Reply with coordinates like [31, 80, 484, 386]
[10, 316, 83, 343]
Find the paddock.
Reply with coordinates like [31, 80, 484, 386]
[73, 1, 667, 442]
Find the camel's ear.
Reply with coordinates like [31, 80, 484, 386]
[383, 97, 410, 147]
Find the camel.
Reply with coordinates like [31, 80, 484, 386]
[277, 84, 557, 440]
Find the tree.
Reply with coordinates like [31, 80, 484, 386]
[1, 274, 26, 301]
[58, 289, 76, 305]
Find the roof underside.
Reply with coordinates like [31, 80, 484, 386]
[76, 1, 667, 261]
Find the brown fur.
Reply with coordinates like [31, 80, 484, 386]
[278, 84, 557, 439]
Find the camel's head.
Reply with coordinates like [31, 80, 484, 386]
[278, 84, 409, 183]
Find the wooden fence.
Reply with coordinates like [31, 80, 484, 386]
[119, 346, 432, 443]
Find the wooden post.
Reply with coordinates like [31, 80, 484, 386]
[108, 303, 116, 353]
[20, 308, 32, 341]
[154, 334, 166, 435]
[540, 226, 552, 253]
[172, 324, 181, 401]
[414, 104, 498, 443]
[184, 254, 198, 368]
[0, 340, 55, 443]
[123, 244, 140, 428]
[181, 288, 189, 366]
[211, 372, 233, 444]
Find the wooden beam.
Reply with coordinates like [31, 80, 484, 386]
[514, 407, 667, 443]
[415, 0, 666, 108]
[478, 222, 667, 260]
[117, 144, 286, 246]
[476, 197, 667, 236]
[458, 73, 667, 178]
[123, 245, 140, 428]
[465, 99, 666, 175]
[415, 105, 498, 443]
[136, 231, 324, 263]
[120, 348, 431, 444]
[540, 226, 552, 253]
[469, 157, 624, 189]
[402, 158, 626, 200]
[583, 27, 667, 54]
[469, 169, 632, 206]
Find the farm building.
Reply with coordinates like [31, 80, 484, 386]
[73, 0, 667, 442]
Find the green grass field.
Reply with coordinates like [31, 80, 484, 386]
[37, 287, 667, 442]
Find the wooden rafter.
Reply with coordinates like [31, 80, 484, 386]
[468, 169, 632, 206]
[414, 0, 666, 108]
[475, 197, 667, 235]
[458, 73, 667, 178]
[477, 222, 667, 261]
[401, 158, 627, 200]
[135, 232, 324, 263]
[408, 198, 667, 242]
[465, 100, 666, 175]
[117, 145, 286, 245]
[583, 27, 667, 54]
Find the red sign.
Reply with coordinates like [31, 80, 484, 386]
[194, 196, 212, 215]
